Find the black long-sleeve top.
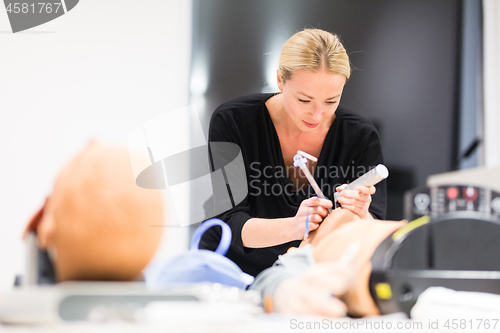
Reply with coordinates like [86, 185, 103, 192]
[200, 93, 386, 277]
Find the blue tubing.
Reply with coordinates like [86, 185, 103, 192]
[190, 218, 232, 256]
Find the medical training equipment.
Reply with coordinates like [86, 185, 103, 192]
[333, 164, 388, 208]
[293, 151, 331, 240]
[145, 218, 254, 289]
[370, 184, 500, 316]
[0, 282, 260, 324]
[293, 150, 388, 238]
[0, 219, 258, 324]
[293, 150, 330, 202]
[292, 150, 388, 210]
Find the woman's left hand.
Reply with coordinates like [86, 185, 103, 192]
[335, 184, 376, 219]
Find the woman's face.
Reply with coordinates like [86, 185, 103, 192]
[278, 69, 346, 132]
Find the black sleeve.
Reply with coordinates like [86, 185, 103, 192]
[202, 109, 252, 252]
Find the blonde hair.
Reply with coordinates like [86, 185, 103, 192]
[279, 28, 351, 83]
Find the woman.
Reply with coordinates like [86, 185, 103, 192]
[201, 28, 386, 277]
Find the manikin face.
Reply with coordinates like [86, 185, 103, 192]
[277, 69, 346, 132]
[307, 209, 407, 317]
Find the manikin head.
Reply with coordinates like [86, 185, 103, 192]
[25, 141, 164, 281]
[303, 209, 406, 317]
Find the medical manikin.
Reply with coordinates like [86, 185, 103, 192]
[20, 142, 500, 319]
[21, 142, 394, 318]
[252, 185, 500, 317]
[23, 141, 164, 282]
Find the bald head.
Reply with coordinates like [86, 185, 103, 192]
[35, 142, 164, 281]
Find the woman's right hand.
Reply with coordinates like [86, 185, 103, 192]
[291, 197, 333, 240]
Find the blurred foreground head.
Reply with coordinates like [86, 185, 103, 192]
[26, 141, 164, 281]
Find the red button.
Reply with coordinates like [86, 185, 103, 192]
[447, 187, 458, 200]
[463, 186, 478, 202]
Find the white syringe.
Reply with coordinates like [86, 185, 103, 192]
[333, 164, 389, 208]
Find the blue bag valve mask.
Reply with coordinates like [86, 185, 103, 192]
[144, 219, 254, 289]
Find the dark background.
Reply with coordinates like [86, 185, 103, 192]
[190, 0, 475, 220]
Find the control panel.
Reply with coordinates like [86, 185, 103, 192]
[404, 185, 500, 221]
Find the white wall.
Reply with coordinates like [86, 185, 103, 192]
[483, 0, 500, 167]
[0, 0, 192, 291]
